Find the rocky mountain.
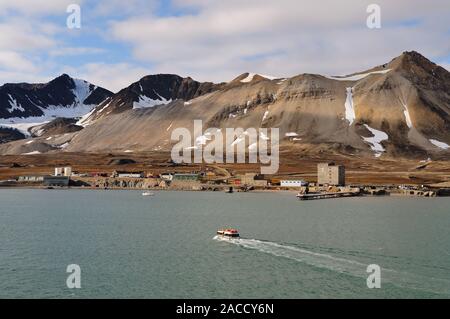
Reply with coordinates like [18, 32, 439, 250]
[78, 74, 223, 125]
[0, 74, 113, 136]
[0, 51, 449, 160]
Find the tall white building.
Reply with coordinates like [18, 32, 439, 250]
[54, 167, 63, 176]
[54, 167, 72, 177]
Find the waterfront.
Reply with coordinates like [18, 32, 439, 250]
[0, 189, 449, 298]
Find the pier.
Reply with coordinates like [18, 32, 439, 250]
[296, 191, 360, 201]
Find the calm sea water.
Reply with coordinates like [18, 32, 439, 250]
[0, 189, 449, 298]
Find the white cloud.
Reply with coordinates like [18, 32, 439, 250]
[49, 47, 105, 57]
[0, 51, 38, 72]
[110, 0, 450, 82]
[0, 0, 82, 16]
[62, 62, 150, 92]
[0, 0, 449, 91]
[90, 0, 158, 16]
[0, 21, 56, 51]
[0, 69, 49, 85]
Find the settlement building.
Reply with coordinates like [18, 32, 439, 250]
[317, 163, 345, 186]
[43, 176, 69, 187]
[116, 171, 144, 178]
[280, 180, 308, 187]
[54, 166, 72, 177]
[173, 173, 200, 181]
[18, 176, 44, 182]
[160, 173, 174, 181]
[231, 173, 268, 187]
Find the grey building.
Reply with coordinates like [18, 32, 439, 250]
[173, 173, 200, 181]
[43, 176, 70, 187]
[317, 163, 345, 186]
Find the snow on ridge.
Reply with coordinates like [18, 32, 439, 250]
[429, 139, 449, 150]
[1, 78, 99, 131]
[7, 94, 25, 113]
[362, 124, 389, 157]
[133, 93, 172, 109]
[0, 122, 42, 137]
[241, 73, 277, 83]
[344, 87, 356, 125]
[72, 78, 93, 105]
[1, 103, 97, 135]
[326, 69, 391, 81]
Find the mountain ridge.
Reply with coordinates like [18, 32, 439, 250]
[0, 51, 449, 160]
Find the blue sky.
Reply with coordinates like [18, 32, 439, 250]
[0, 0, 449, 92]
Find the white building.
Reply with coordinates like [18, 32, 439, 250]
[280, 180, 308, 187]
[64, 167, 72, 177]
[54, 167, 63, 176]
[55, 167, 72, 177]
[160, 173, 173, 181]
[117, 172, 144, 178]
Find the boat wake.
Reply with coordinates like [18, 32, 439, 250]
[213, 236, 450, 295]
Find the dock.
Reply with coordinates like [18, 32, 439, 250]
[296, 191, 360, 201]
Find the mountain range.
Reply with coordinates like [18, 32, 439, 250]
[0, 51, 449, 160]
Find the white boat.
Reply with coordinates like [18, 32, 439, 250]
[216, 228, 240, 238]
[142, 191, 155, 196]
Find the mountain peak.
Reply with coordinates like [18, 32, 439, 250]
[388, 51, 441, 71]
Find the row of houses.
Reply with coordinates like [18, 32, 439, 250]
[15, 162, 346, 188]
[228, 163, 345, 188]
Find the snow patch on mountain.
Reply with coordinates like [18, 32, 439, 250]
[133, 94, 171, 109]
[362, 124, 389, 157]
[22, 151, 41, 155]
[262, 110, 270, 122]
[241, 73, 277, 83]
[326, 69, 391, 81]
[72, 79, 93, 105]
[1, 103, 96, 135]
[429, 139, 449, 150]
[344, 87, 356, 125]
[402, 103, 413, 128]
[285, 132, 299, 137]
[7, 94, 25, 113]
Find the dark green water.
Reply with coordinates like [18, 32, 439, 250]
[0, 189, 449, 298]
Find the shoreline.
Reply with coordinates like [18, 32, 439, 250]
[1, 185, 449, 199]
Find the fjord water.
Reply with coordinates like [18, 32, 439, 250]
[0, 189, 449, 298]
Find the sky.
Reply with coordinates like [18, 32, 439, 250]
[0, 0, 449, 92]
